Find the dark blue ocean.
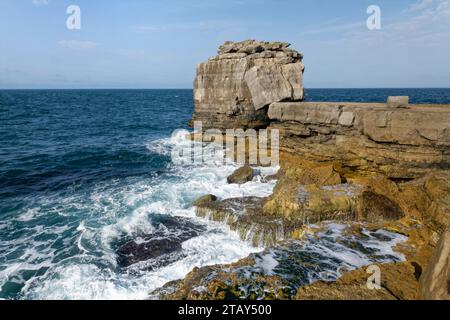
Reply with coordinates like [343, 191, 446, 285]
[0, 88, 449, 300]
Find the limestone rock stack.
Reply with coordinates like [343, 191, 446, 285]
[192, 40, 305, 129]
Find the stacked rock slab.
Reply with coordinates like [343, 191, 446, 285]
[268, 102, 450, 179]
[192, 40, 305, 129]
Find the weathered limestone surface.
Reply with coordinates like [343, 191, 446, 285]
[420, 228, 450, 300]
[268, 102, 450, 178]
[296, 262, 421, 300]
[192, 40, 304, 129]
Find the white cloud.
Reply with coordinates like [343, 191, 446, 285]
[396, 0, 450, 34]
[325, 0, 450, 46]
[58, 40, 101, 50]
[404, 0, 434, 12]
[403, 0, 450, 21]
[433, 0, 450, 21]
[32, 0, 49, 6]
[309, 0, 450, 44]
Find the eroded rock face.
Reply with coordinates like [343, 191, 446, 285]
[420, 228, 450, 300]
[358, 191, 405, 223]
[268, 102, 450, 179]
[261, 154, 448, 228]
[194, 196, 299, 247]
[192, 40, 304, 129]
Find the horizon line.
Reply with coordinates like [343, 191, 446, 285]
[2, 87, 450, 90]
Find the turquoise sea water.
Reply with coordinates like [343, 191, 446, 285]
[0, 89, 449, 299]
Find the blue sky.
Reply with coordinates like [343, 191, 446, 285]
[1, 0, 449, 88]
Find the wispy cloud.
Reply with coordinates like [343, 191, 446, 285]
[301, 1, 445, 41]
[392, 0, 450, 38]
[403, 0, 450, 20]
[132, 20, 241, 33]
[58, 40, 101, 50]
[319, 0, 450, 46]
[404, 0, 434, 12]
[433, 0, 450, 21]
[32, 0, 49, 6]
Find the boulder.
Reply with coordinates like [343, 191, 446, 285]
[117, 238, 183, 269]
[116, 215, 206, 269]
[193, 194, 217, 207]
[387, 96, 409, 108]
[192, 40, 304, 129]
[227, 166, 254, 184]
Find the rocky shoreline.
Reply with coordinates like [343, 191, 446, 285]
[152, 40, 450, 300]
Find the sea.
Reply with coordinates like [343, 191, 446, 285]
[0, 88, 449, 300]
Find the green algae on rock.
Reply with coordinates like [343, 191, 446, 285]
[195, 196, 298, 247]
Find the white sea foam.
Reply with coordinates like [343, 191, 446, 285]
[7, 133, 273, 300]
[1, 132, 407, 300]
[255, 250, 279, 276]
[17, 209, 38, 222]
[305, 222, 407, 280]
[22, 226, 257, 300]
